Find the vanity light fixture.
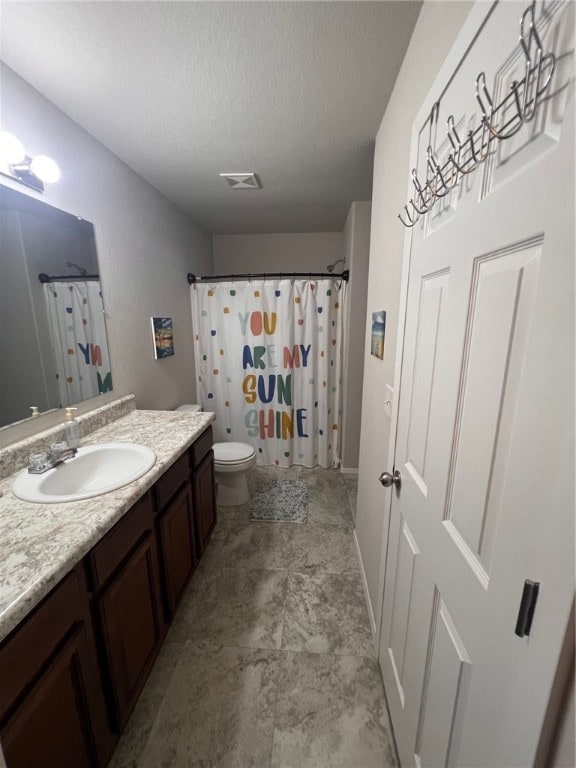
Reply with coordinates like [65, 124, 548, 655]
[0, 131, 61, 192]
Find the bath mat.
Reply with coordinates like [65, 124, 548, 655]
[250, 478, 308, 523]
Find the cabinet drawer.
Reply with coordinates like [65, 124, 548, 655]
[190, 426, 213, 469]
[87, 493, 154, 590]
[0, 571, 83, 721]
[154, 452, 190, 510]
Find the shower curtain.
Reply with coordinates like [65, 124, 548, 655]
[191, 278, 344, 468]
[43, 281, 112, 407]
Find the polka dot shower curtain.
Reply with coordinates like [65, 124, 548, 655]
[190, 278, 344, 468]
[43, 281, 112, 407]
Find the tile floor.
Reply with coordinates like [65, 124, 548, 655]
[109, 466, 397, 768]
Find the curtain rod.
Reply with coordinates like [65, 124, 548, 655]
[38, 272, 100, 283]
[187, 270, 349, 284]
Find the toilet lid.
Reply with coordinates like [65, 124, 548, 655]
[213, 442, 255, 463]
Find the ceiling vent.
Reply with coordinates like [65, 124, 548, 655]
[220, 172, 261, 189]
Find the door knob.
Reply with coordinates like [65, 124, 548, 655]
[379, 470, 401, 489]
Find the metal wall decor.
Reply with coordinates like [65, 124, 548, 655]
[398, 1, 556, 228]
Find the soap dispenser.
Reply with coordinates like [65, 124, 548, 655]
[64, 407, 80, 448]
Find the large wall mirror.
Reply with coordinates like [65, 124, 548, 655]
[0, 185, 112, 428]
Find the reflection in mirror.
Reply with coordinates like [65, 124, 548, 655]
[0, 185, 112, 428]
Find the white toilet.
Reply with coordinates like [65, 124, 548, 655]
[175, 405, 256, 506]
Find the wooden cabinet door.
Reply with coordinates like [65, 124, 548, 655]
[0, 570, 113, 768]
[98, 532, 163, 730]
[192, 450, 217, 556]
[158, 483, 196, 618]
[1, 624, 98, 768]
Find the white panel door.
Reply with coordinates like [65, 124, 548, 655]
[379, 2, 574, 767]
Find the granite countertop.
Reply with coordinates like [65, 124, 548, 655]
[0, 409, 214, 643]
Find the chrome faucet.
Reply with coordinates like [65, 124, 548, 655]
[28, 442, 77, 474]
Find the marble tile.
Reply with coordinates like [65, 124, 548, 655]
[294, 467, 350, 499]
[178, 566, 288, 650]
[165, 597, 196, 643]
[207, 507, 357, 576]
[164, 557, 227, 642]
[109, 640, 184, 768]
[289, 522, 359, 574]
[217, 500, 252, 517]
[202, 513, 296, 571]
[271, 651, 397, 768]
[305, 487, 354, 530]
[283, 572, 374, 657]
[138, 644, 281, 768]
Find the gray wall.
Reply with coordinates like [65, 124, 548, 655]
[355, 0, 472, 629]
[341, 201, 370, 472]
[213, 232, 343, 274]
[0, 64, 213, 445]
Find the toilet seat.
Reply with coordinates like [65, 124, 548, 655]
[213, 442, 255, 465]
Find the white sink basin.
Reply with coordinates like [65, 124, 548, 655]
[12, 443, 156, 503]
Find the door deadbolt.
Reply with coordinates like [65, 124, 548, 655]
[379, 470, 401, 489]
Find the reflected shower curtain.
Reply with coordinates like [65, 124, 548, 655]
[191, 278, 344, 468]
[43, 281, 112, 407]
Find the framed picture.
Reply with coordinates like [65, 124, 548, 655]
[151, 317, 174, 359]
[371, 310, 386, 359]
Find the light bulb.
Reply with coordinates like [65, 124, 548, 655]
[0, 131, 25, 165]
[30, 154, 60, 183]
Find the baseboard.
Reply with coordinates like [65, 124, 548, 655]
[340, 466, 358, 475]
[353, 529, 378, 654]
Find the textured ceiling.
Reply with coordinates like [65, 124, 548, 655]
[0, 1, 421, 234]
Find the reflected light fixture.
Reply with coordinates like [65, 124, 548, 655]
[0, 131, 61, 192]
[0, 131, 25, 165]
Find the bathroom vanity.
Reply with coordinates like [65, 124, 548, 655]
[0, 402, 217, 767]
